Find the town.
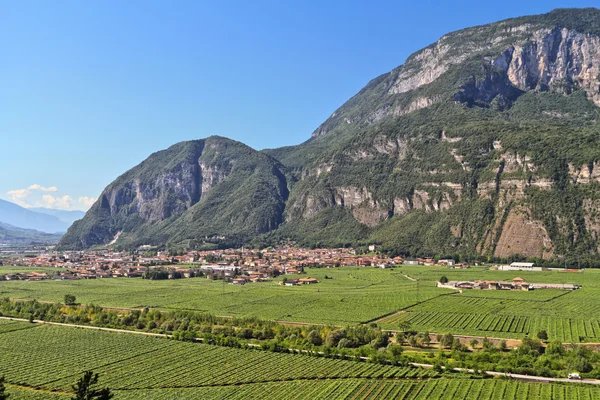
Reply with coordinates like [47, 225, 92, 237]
[0, 246, 472, 282]
[1, 245, 578, 284]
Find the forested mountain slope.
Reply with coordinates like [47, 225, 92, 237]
[60, 8, 600, 265]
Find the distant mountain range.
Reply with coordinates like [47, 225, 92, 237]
[0, 199, 81, 233]
[0, 222, 62, 246]
[30, 208, 85, 226]
[58, 8, 600, 265]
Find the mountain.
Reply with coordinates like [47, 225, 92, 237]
[30, 208, 85, 226]
[0, 199, 69, 233]
[0, 222, 62, 246]
[59, 8, 600, 266]
[59, 136, 290, 249]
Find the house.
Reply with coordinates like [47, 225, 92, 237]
[455, 281, 474, 289]
[404, 259, 420, 265]
[298, 277, 318, 285]
[438, 259, 455, 267]
[232, 277, 246, 285]
[497, 281, 514, 290]
[284, 279, 299, 286]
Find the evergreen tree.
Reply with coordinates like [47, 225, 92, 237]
[71, 371, 113, 400]
[0, 376, 9, 400]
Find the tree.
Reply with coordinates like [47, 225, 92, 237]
[388, 344, 403, 358]
[0, 376, 8, 400]
[71, 371, 113, 400]
[546, 341, 565, 356]
[439, 276, 449, 284]
[469, 338, 479, 349]
[537, 330, 549, 341]
[306, 330, 322, 346]
[395, 331, 406, 345]
[440, 333, 454, 348]
[64, 294, 77, 306]
[482, 337, 494, 350]
[398, 320, 412, 333]
[498, 340, 507, 351]
[408, 335, 418, 347]
[421, 332, 431, 347]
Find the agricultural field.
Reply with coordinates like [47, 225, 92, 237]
[377, 267, 599, 342]
[0, 265, 67, 274]
[0, 265, 598, 341]
[0, 267, 447, 325]
[0, 321, 597, 399]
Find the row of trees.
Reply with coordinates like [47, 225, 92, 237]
[3, 297, 600, 378]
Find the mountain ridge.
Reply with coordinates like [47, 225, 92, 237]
[0, 199, 70, 233]
[58, 8, 600, 266]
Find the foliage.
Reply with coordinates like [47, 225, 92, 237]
[0, 376, 8, 400]
[71, 371, 112, 400]
[64, 294, 76, 306]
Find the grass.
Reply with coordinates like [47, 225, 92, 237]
[0, 265, 67, 274]
[0, 265, 597, 341]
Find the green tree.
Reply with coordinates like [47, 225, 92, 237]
[71, 371, 113, 400]
[440, 333, 454, 348]
[469, 338, 479, 349]
[0, 376, 8, 400]
[395, 331, 406, 345]
[398, 320, 412, 333]
[420, 332, 431, 347]
[388, 344, 403, 358]
[64, 294, 77, 306]
[306, 330, 322, 346]
[408, 334, 418, 347]
[537, 330, 549, 341]
[546, 341, 565, 356]
[439, 276, 449, 284]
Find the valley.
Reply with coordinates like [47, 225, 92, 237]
[0, 265, 593, 342]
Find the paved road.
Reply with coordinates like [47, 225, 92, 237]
[409, 362, 600, 385]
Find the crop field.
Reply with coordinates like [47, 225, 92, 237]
[0, 267, 447, 325]
[1, 322, 598, 399]
[378, 269, 600, 342]
[0, 266, 598, 341]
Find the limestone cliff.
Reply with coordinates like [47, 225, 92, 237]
[59, 136, 289, 249]
[61, 8, 600, 264]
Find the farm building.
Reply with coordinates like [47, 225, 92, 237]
[497, 262, 542, 272]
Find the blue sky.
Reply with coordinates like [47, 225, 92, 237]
[1, 0, 598, 211]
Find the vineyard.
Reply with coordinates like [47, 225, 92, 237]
[0, 267, 447, 325]
[0, 323, 436, 392]
[0, 265, 597, 342]
[378, 285, 600, 342]
[0, 322, 598, 399]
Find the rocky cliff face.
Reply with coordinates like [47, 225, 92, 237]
[59, 137, 289, 249]
[312, 10, 600, 140]
[61, 9, 600, 264]
[287, 9, 600, 261]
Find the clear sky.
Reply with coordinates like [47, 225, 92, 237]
[1, 0, 598, 211]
